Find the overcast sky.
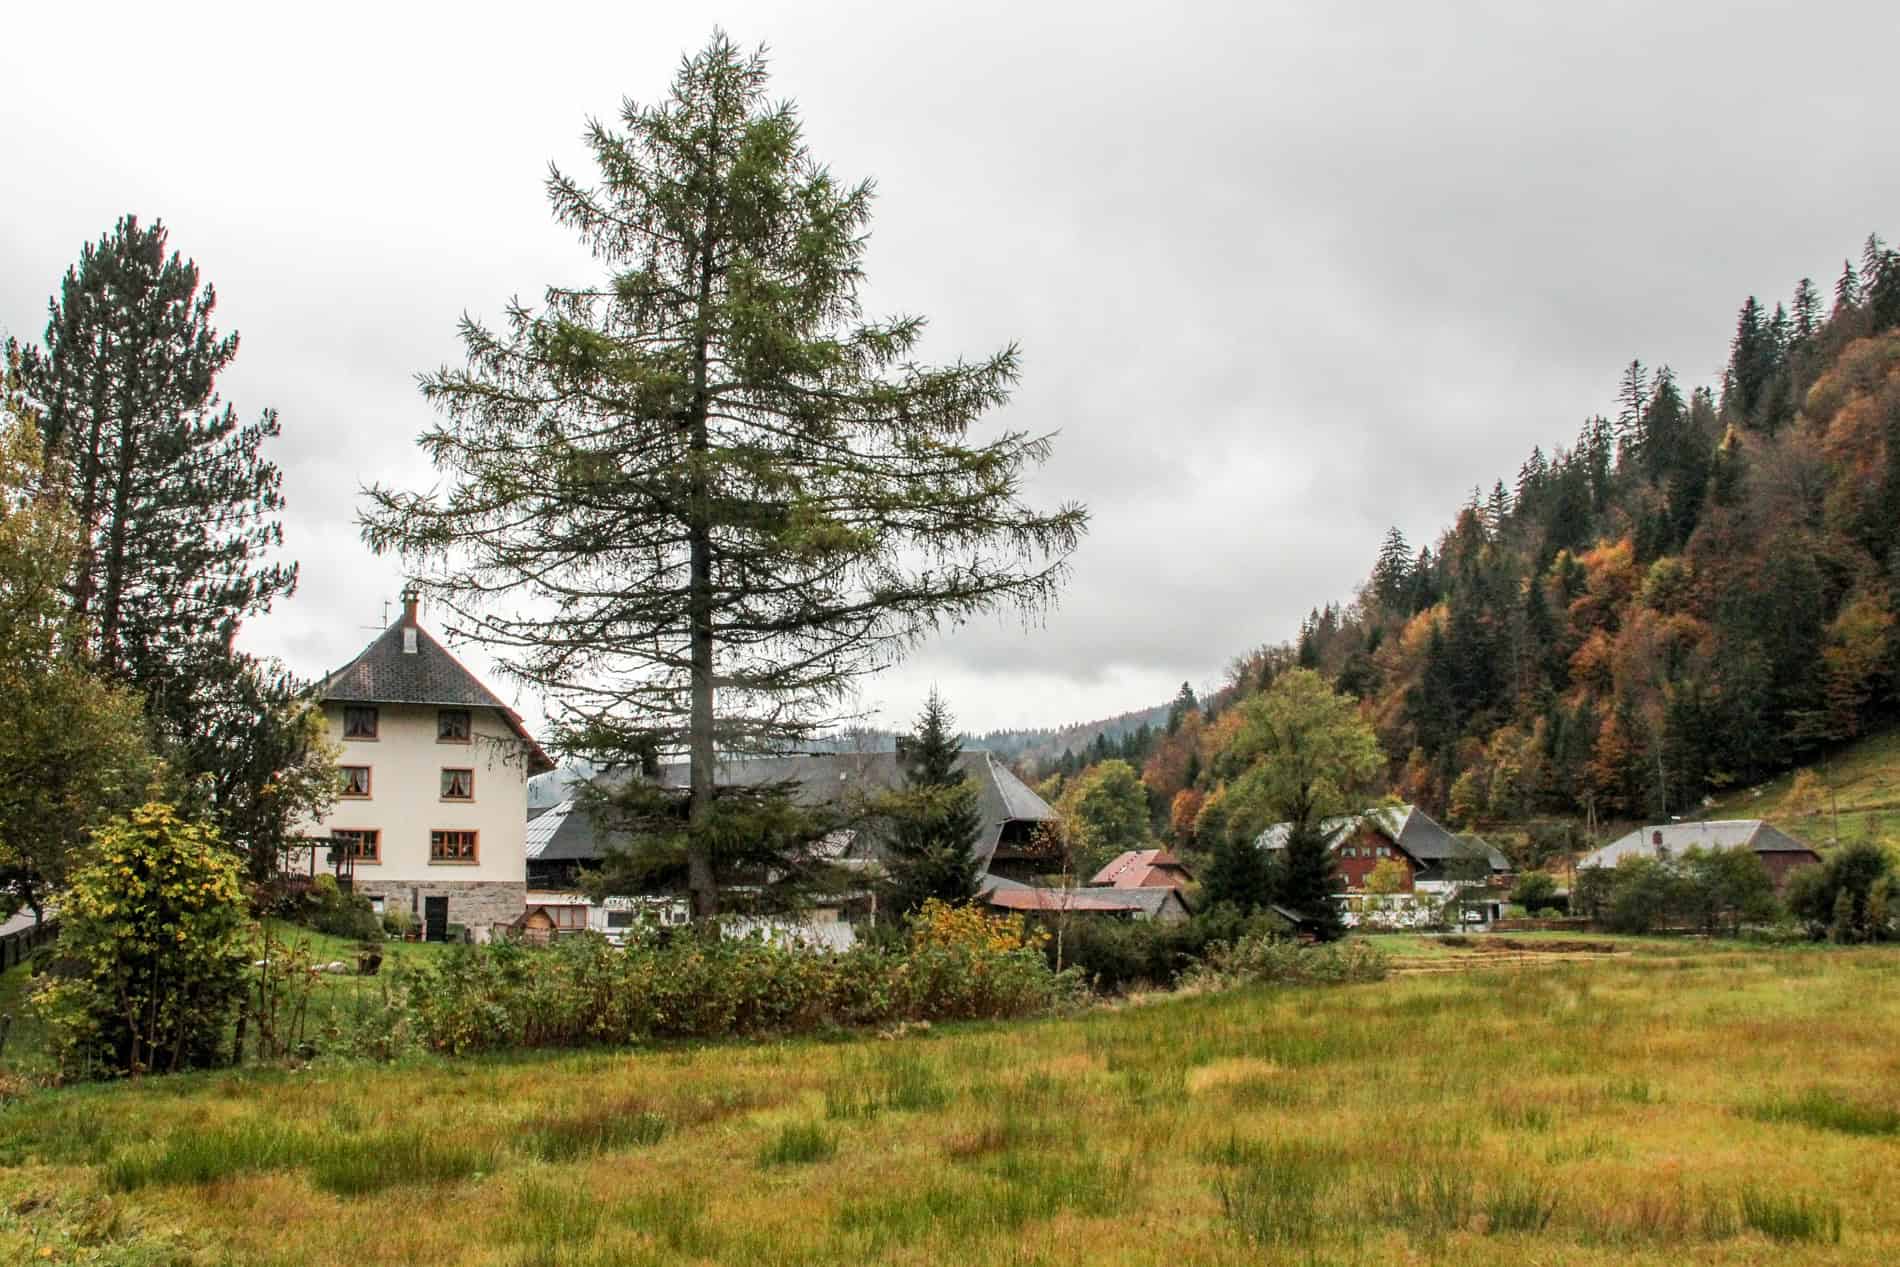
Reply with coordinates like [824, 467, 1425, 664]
[5, 1, 1896, 740]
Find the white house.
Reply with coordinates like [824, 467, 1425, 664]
[300, 588, 553, 939]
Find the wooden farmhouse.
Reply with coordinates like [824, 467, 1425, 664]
[1580, 820, 1821, 889]
[1254, 804, 1510, 928]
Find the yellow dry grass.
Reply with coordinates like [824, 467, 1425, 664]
[2, 944, 1897, 1266]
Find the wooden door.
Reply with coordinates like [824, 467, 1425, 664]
[424, 895, 449, 942]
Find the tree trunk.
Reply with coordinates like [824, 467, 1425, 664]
[97, 408, 139, 670]
[685, 206, 720, 921]
[69, 339, 113, 630]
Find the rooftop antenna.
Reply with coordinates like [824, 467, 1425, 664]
[359, 598, 392, 634]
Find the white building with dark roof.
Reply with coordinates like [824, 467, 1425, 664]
[302, 588, 554, 940]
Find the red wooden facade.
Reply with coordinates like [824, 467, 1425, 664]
[1333, 824, 1414, 892]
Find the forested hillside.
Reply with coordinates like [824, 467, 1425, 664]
[1315, 232, 1900, 826]
[1031, 232, 1900, 851]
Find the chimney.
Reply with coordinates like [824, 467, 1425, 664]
[401, 585, 420, 654]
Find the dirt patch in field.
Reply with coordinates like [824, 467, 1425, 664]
[1480, 938, 1619, 954]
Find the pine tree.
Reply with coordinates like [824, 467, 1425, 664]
[1870, 245, 1900, 330]
[16, 216, 295, 719]
[1486, 480, 1512, 532]
[1371, 526, 1411, 609]
[882, 688, 982, 914]
[1166, 681, 1198, 734]
[1639, 366, 1685, 483]
[1615, 358, 1649, 457]
[1277, 821, 1345, 940]
[1723, 296, 1782, 429]
[1515, 446, 1548, 510]
[1791, 278, 1821, 339]
[1861, 233, 1888, 294]
[1580, 416, 1615, 508]
[361, 35, 1084, 916]
[1834, 260, 1860, 315]
[1201, 818, 1273, 914]
[1407, 546, 1438, 613]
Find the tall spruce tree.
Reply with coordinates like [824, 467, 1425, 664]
[1278, 821, 1346, 940]
[1791, 278, 1821, 339]
[1835, 259, 1861, 315]
[879, 689, 983, 915]
[1166, 681, 1199, 734]
[1861, 233, 1888, 294]
[1371, 526, 1411, 609]
[16, 215, 294, 712]
[1614, 358, 1649, 460]
[361, 35, 1085, 916]
[1723, 297, 1781, 428]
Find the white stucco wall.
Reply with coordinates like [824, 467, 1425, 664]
[303, 702, 531, 885]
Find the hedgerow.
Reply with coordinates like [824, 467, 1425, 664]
[402, 927, 1075, 1055]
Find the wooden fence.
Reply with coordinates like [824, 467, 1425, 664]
[0, 918, 58, 971]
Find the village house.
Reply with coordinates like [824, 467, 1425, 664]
[297, 589, 554, 940]
[1580, 819, 1821, 889]
[1091, 848, 1194, 891]
[1254, 804, 1511, 928]
[522, 749, 1063, 930]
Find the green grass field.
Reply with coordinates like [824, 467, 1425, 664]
[2, 941, 1896, 1266]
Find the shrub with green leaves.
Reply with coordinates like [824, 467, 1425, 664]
[296, 874, 383, 941]
[401, 927, 1070, 1055]
[1182, 934, 1388, 990]
[34, 802, 250, 1076]
[1043, 906, 1277, 992]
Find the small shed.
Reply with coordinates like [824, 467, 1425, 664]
[980, 876, 1191, 923]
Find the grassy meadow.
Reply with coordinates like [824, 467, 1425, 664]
[2, 940, 1897, 1266]
[1703, 726, 1900, 845]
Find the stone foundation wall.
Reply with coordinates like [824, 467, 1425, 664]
[355, 880, 526, 942]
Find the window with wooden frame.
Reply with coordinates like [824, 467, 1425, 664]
[430, 829, 478, 863]
[332, 828, 380, 863]
[340, 766, 372, 798]
[440, 767, 475, 800]
[343, 705, 379, 739]
[437, 708, 471, 742]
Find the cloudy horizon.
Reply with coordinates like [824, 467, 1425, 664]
[5, 0, 1896, 741]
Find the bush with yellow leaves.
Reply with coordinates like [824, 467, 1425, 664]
[34, 802, 250, 1078]
[908, 897, 1045, 954]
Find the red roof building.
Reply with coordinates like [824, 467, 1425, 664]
[1090, 848, 1195, 890]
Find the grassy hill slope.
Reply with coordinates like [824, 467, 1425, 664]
[1704, 725, 1900, 847]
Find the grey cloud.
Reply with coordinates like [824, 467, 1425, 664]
[5, 0, 1896, 740]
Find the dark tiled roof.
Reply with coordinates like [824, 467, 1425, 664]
[1255, 804, 1507, 873]
[656, 750, 1056, 874]
[523, 797, 635, 863]
[528, 749, 1057, 875]
[319, 617, 553, 772]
